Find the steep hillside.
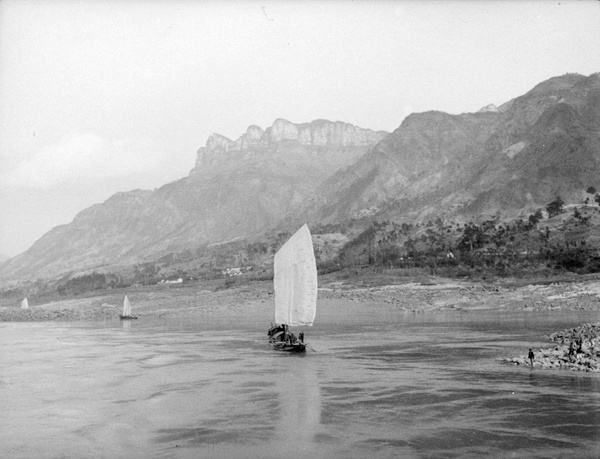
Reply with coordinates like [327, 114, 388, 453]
[0, 119, 386, 280]
[293, 73, 600, 228]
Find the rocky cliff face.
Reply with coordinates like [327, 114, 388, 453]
[192, 119, 387, 172]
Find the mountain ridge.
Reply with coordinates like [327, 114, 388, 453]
[2, 72, 599, 283]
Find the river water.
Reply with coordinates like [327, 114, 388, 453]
[1, 303, 599, 458]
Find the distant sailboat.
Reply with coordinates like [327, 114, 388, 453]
[21, 297, 29, 309]
[120, 295, 138, 320]
[267, 224, 317, 352]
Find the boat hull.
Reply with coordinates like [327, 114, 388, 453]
[270, 341, 306, 353]
[119, 315, 138, 320]
[267, 325, 306, 353]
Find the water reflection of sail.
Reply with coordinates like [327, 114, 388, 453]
[274, 357, 322, 451]
[122, 320, 131, 329]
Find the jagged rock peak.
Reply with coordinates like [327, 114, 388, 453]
[205, 125, 265, 152]
[203, 118, 387, 153]
[191, 119, 388, 172]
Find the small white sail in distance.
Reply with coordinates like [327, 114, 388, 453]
[21, 297, 29, 309]
[273, 224, 318, 327]
[123, 295, 132, 317]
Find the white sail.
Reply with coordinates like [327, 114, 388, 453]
[21, 297, 29, 309]
[274, 224, 317, 326]
[123, 295, 131, 317]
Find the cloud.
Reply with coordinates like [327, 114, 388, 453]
[1, 132, 164, 188]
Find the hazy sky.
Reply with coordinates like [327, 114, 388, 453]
[1, 0, 599, 257]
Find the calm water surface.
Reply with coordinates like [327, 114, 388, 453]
[1, 305, 599, 458]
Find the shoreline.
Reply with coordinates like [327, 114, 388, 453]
[2, 275, 600, 322]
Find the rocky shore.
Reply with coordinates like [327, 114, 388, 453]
[507, 322, 600, 372]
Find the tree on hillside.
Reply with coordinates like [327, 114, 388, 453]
[458, 223, 485, 252]
[546, 196, 565, 218]
[595, 193, 600, 206]
[528, 209, 543, 226]
[587, 186, 596, 195]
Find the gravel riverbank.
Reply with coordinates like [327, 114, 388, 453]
[2, 275, 600, 323]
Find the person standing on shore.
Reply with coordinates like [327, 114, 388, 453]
[568, 341, 575, 361]
[528, 349, 535, 367]
[576, 339, 583, 360]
